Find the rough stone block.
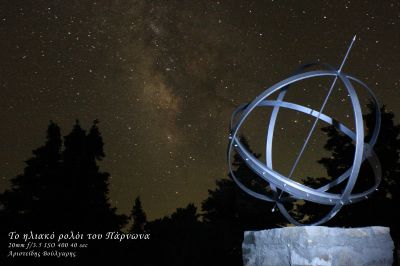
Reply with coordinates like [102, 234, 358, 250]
[242, 226, 394, 266]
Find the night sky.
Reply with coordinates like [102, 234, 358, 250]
[1, 1, 399, 220]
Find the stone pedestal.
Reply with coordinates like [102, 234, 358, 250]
[242, 226, 394, 266]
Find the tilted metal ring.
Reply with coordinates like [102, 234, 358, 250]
[227, 69, 381, 225]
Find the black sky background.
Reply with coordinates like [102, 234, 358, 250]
[0, 0, 399, 220]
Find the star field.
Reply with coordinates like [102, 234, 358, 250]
[1, 1, 399, 219]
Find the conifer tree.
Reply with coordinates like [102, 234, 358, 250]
[298, 105, 400, 244]
[0, 120, 127, 232]
[130, 196, 147, 233]
[0, 121, 62, 230]
[201, 136, 285, 265]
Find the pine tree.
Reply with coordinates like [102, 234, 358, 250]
[130, 196, 147, 233]
[298, 105, 400, 243]
[201, 136, 285, 265]
[61, 120, 126, 231]
[144, 204, 207, 265]
[0, 120, 128, 264]
[0, 121, 63, 230]
[0, 120, 127, 232]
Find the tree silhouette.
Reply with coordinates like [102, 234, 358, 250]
[61, 120, 126, 232]
[0, 120, 127, 265]
[130, 197, 147, 233]
[143, 203, 208, 266]
[201, 136, 286, 265]
[0, 121, 62, 231]
[297, 105, 400, 258]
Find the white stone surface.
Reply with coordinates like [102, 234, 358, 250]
[242, 226, 394, 266]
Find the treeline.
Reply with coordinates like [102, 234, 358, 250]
[1, 105, 399, 265]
